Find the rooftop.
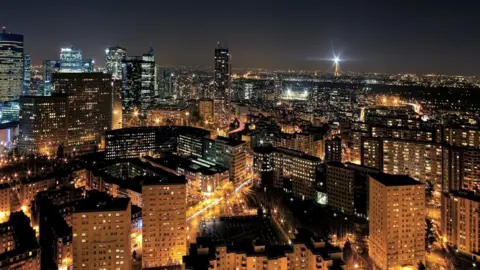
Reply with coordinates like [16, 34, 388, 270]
[370, 173, 422, 186]
[74, 191, 130, 213]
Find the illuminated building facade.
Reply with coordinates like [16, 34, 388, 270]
[443, 125, 480, 148]
[214, 136, 246, 183]
[122, 49, 156, 115]
[183, 228, 344, 270]
[270, 147, 321, 200]
[442, 146, 480, 192]
[0, 28, 24, 101]
[325, 137, 342, 162]
[369, 174, 425, 269]
[0, 184, 11, 220]
[273, 132, 315, 156]
[214, 44, 231, 101]
[20, 174, 57, 207]
[18, 95, 68, 155]
[199, 99, 214, 124]
[177, 132, 210, 158]
[142, 175, 186, 268]
[441, 191, 480, 258]
[0, 212, 40, 269]
[52, 72, 113, 153]
[105, 46, 126, 80]
[72, 194, 131, 270]
[23, 54, 30, 95]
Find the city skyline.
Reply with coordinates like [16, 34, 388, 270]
[3, 0, 480, 75]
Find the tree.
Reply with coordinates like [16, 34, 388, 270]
[57, 144, 64, 159]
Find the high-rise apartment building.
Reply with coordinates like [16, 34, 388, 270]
[199, 99, 214, 124]
[443, 125, 480, 148]
[122, 49, 156, 115]
[441, 190, 480, 257]
[273, 133, 315, 156]
[442, 146, 480, 191]
[23, 54, 30, 95]
[214, 44, 231, 122]
[105, 46, 126, 80]
[369, 174, 425, 269]
[325, 137, 342, 162]
[72, 193, 131, 270]
[18, 95, 68, 155]
[52, 72, 113, 152]
[142, 174, 186, 268]
[0, 27, 24, 101]
[214, 136, 246, 183]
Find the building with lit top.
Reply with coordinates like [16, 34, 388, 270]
[18, 95, 68, 155]
[52, 72, 113, 153]
[0, 27, 24, 101]
[0, 211, 40, 269]
[72, 192, 131, 270]
[369, 174, 425, 269]
[142, 173, 186, 268]
[105, 46, 126, 80]
[122, 49, 157, 115]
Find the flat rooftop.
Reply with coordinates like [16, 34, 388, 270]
[370, 173, 422, 186]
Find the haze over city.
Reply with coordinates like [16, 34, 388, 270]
[3, 0, 480, 74]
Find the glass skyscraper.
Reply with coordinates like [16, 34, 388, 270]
[23, 54, 31, 95]
[122, 48, 156, 115]
[43, 46, 95, 96]
[0, 27, 24, 101]
[105, 46, 127, 81]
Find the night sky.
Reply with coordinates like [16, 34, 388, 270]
[3, 0, 480, 75]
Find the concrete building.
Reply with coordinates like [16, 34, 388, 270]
[369, 174, 425, 269]
[214, 136, 246, 184]
[199, 99, 214, 124]
[0, 28, 24, 101]
[72, 193, 131, 270]
[325, 137, 342, 162]
[142, 174, 186, 268]
[273, 133, 315, 156]
[0, 212, 40, 269]
[146, 105, 189, 126]
[443, 125, 480, 148]
[441, 190, 480, 258]
[442, 146, 480, 192]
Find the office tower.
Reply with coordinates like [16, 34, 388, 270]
[161, 70, 175, 98]
[326, 162, 356, 215]
[142, 174, 186, 268]
[23, 54, 30, 95]
[442, 146, 480, 192]
[325, 137, 342, 162]
[214, 136, 246, 183]
[52, 72, 113, 153]
[72, 193, 131, 270]
[244, 82, 253, 100]
[214, 43, 231, 100]
[441, 191, 480, 257]
[0, 27, 24, 101]
[369, 174, 425, 269]
[18, 95, 68, 155]
[43, 47, 94, 96]
[122, 49, 156, 115]
[43, 60, 60, 96]
[214, 43, 231, 121]
[267, 147, 321, 200]
[0, 212, 41, 269]
[59, 46, 94, 73]
[112, 80, 123, 129]
[0, 100, 20, 122]
[105, 46, 126, 80]
[199, 99, 214, 124]
[177, 132, 210, 158]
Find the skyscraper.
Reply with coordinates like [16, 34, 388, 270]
[0, 27, 24, 101]
[105, 46, 126, 80]
[23, 54, 30, 95]
[122, 49, 156, 115]
[52, 72, 113, 153]
[214, 43, 231, 121]
[43, 47, 94, 96]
